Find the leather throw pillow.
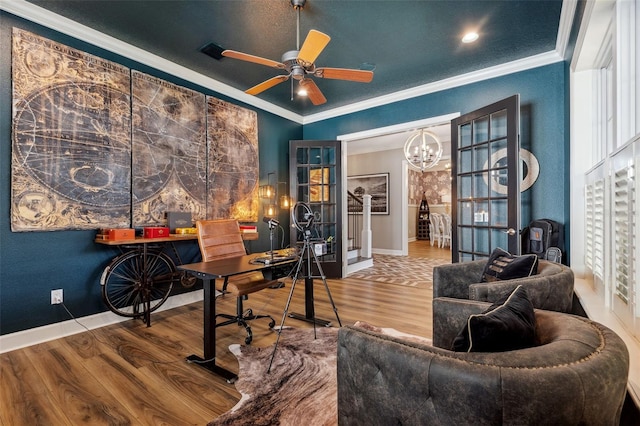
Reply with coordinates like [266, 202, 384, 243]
[451, 285, 536, 352]
[481, 247, 539, 282]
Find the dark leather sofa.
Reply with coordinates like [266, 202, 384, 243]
[337, 298, 629, 425]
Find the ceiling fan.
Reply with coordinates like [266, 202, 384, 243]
[221, 0, 374, 106]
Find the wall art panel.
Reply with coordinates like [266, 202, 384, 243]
[131, 71, 207, 227]
[206, 97, 259, 222]
[11, 28, 131, 231]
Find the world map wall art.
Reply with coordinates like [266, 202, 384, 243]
[11, 28, 259, 232]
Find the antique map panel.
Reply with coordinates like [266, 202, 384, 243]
[11, 28, 131, 231]
[206, 97, 259, 222]
[131, 71, 207, 227]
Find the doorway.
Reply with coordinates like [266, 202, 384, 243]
[338, 113, 459, 269]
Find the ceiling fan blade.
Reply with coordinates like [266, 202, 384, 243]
[299, 79, 327, 105]
[222, 50, 285, 69]
[314, 67, 374, 83]
[297, 30, 331, 68]
[246, 75, 290, 95]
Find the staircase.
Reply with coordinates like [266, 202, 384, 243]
[347, 192, 373, 274]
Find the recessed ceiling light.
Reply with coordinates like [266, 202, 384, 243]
[462, 32, 479, 43]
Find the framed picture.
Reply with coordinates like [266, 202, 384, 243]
[347, 173, 389, 214]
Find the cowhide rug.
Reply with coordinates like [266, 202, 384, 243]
[209, 327, 338, 426]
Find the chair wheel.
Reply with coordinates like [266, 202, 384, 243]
[268, 319, 276, 328]
[245, 329, 253, 345]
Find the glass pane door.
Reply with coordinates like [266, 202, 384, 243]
[451, 95, 520, 262]
[289, 140, 342, 278]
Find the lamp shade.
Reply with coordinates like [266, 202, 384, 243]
[259, 184, 275, 199]
[280, 194, 291, 209]
[266, 203, 277, 216]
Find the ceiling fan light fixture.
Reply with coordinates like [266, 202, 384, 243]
[404, 129, 443, 172]
[221, 0, 372, 106]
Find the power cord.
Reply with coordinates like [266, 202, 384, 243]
[57, 302, 183, 366]
[59, 302, 110, 346]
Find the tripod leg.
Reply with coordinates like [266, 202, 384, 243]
[306, 242, 318, 339]
[309, 247, 343, 327]
[267, 245, 307, 373]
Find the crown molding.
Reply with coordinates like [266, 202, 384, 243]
[556, 0, 578, 59]
[303, 50, 563, 125]
[3, 0, 569, 126]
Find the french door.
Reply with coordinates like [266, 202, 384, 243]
[451, 95, 521, 262]
[289, 140, 342, 278]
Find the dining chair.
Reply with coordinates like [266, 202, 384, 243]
[196, 219, 276, 344]
[440, 214, 452, 249]
[430, 213, 442, 247]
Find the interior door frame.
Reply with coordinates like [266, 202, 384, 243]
[338, 112, 460, 272]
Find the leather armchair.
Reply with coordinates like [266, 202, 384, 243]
[433, 259, 574, 313]
[337, 300, 629, 425]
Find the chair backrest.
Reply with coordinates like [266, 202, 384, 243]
[441, 214, 451, 237]
[430, 213, 442, 236]
[196, 219, 246, 262]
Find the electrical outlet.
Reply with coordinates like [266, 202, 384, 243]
[51, 289, 63, 305]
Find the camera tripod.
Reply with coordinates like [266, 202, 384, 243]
[267, 227, 342, 373]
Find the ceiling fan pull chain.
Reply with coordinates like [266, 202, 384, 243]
[296, 7, 300, 50]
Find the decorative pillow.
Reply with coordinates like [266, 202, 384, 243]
[481, 247, 538, 282]
[451, 285, 536, 352]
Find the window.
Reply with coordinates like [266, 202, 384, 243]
[574, 0, 640, 340]
[585, 184, 594, 270]
[592, 178, 605, 281]
[612, 164, 635, 305]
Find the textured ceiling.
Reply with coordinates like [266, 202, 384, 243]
[23, 0, 564, 117]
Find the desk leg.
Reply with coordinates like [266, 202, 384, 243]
[288, 276, 331, 327]
[186, 277, 237, 383]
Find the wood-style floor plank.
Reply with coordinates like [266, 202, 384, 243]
[0, 241, 449, 425]
[1, 350, 74, 426]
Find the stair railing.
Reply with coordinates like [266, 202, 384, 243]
[347, 191, 372, 258]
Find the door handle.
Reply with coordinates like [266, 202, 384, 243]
[504, 228, 516, 236]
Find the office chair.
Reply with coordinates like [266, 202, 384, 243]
[196, 219, 276, 344]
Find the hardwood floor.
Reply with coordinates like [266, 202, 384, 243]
[0, 241, 450, 426]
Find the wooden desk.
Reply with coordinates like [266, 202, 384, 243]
[178, 252, 296, 382]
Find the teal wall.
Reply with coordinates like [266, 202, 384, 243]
[0, 11, 569, 336]
[0, 12, 301, 335]
[305, 61, 569, 256]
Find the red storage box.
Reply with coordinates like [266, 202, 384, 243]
[143, 227, 170, 238]
[108, 228, 135, 241]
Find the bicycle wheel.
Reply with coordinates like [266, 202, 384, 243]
[101, 250, 175, 317]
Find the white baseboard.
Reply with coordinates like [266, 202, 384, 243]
[0, 290, 203, 354]
[346, 258, 374, 274]
[372, 248, 404, 256]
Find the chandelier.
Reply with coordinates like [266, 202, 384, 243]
[404, 129, 443, 172]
